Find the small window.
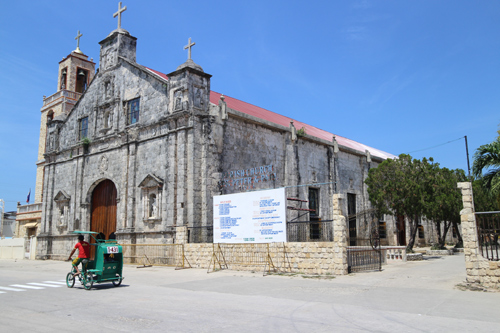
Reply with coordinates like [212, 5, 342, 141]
[127, 98, 140, 125]
[308, 188, 319, 220]
[418, 225, 425, 239]
[79, 117, 88, 139]
[379, 221, 387, 239]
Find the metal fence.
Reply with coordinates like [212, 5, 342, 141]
[188, 222, 334, 243]
[347, 236, 382, 273]
[347, 246, 382, 273]
[476, 212, 500, 261]
[120, 244, 190, 268]
[287, 220, 334, 242]
[208, 243, 290, 274]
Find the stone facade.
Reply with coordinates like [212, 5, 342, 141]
[36, 26, 399, 259]
[458, 182, 500, 289]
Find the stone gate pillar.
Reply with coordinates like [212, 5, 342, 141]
[458, 182, 500, 289]
[333, 194, 348, 275]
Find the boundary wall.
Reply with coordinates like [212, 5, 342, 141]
[183, 242, 346, 275]
[0, 238, 24, 259]
[180, 194, 349, 275]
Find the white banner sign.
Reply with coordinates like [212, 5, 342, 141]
[213, 188, 287, 243]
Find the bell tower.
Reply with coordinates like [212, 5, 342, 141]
[34, 31, 96, 203]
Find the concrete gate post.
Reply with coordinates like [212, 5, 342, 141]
[332, 194, 348, 275]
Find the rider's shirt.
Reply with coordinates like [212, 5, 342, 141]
[75, 241, 90, 258]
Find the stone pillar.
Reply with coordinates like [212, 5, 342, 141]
[332, 194, 348, 275]
[457, 182, 490, 286]
[175, 226, 188, 244]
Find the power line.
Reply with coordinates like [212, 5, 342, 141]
[405, 136, 465, 154]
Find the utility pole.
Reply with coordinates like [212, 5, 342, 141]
[465, 135, 472, 181]
[0, 199, 4, 238]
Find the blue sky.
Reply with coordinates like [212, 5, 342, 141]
[1, 0, 499, 212]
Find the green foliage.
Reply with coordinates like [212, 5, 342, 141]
[365, 154, 466, 250]
[473, 178, 500, 212]
[473, 138, 500, 198]
[296, 127, 306, 137]
[81, 137, 91, 146]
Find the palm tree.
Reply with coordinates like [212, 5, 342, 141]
[473, 138, 500, 196]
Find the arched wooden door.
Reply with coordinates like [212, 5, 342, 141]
[91, 179, 117, 242]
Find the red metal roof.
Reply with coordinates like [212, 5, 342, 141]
[144, 67, 169, 81]
[144, 66, 395, 160]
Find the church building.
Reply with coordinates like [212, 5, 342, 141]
[36, 4, 403, 258]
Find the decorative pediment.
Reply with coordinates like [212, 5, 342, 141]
[138, 174, 164, 188]
[54, 190, 71, 202]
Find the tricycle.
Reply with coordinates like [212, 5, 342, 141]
[66, 231, 124, 290]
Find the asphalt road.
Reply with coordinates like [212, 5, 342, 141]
[0, 254, 498, 332]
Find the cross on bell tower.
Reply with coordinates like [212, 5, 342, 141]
[184, 37, 195, 60]
[74, 30, 83, 54]
[113, 2, 127, 30]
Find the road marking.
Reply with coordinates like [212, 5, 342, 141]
[10, 284, 44, 290]
[43, 281, 67, 285]
[0, 291, 5, 294]
[0, 286, 26, 292]
[27, 283, 62, 288]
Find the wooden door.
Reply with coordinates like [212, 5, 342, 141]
[91, 179, 117, 241]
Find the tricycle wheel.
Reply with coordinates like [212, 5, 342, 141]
[83, 273, 94, 290]
[66, 272, 75, 288]
[112, 274, 122, 287]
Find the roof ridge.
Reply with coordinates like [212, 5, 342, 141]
[144, 68, 395, 160]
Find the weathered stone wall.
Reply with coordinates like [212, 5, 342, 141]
[458, 182, 500, 289]
[220, 111, 383, 234]
[182, 242, 347, 275]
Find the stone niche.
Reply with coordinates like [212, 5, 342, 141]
[54, 190, 71, 230]
[138, 174, 164, 224]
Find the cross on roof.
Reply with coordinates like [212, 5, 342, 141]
[113, 2, 127, 30]
[184, 37, 195, 60]
[74, 30, 83, 52]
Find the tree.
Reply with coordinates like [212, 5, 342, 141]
[365, 154, 431, 252]
[472, 138, 500, 201]
[365, 154, 465, 251]
[424, 168, 466, 249]
[472, 178, 500, 212]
